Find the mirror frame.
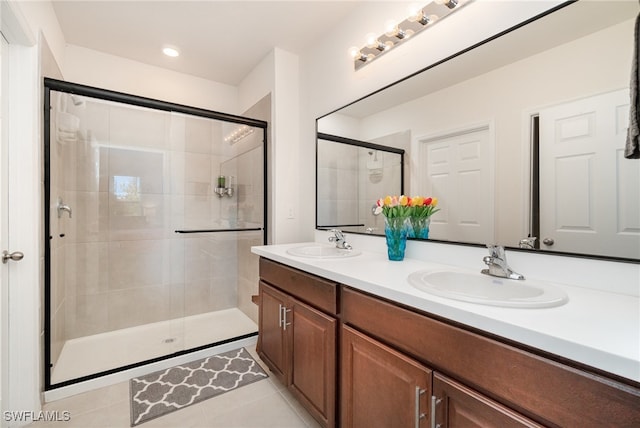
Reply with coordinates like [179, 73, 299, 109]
[315, 1, 639, 264]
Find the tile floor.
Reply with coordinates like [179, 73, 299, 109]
[27, 347, 321, 428]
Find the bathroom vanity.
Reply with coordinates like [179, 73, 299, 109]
[253, 243, 640, 428]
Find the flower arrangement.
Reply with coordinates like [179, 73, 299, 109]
[407, 196, 439, 239]
[408, 196, 439, 219]
[374, 195, 411, 218]
[374, 195, 439, 220]
[375, 195, 440, 260]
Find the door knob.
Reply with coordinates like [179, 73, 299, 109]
[542, 238, 555, 246]
[2, 250, 24, 264]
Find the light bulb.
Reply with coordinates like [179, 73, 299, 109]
[365, 33, 379, 49]
[409, 10, 433, 25]
[384, 20, 399, 37]
[348, 46, 361, 59]
[408, 6, 424, 23]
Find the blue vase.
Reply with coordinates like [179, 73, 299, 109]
[384, 216, 409, 261]
[410, 217, 431, 239]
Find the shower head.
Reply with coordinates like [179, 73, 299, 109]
[70, 95, 85, 107]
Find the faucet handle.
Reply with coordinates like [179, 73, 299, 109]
[486, 244, 505, 259]
[329, 229, 344, 239]
[519, 237, 537, 249]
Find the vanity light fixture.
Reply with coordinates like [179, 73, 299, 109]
[350, 0, 472, 70]
[224, 124, 255, 145]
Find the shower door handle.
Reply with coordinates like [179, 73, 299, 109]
[2, 250, 24, 264]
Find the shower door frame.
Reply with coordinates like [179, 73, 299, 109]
[43, 78, 268, 390]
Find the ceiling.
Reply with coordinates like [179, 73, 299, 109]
[51, 0, 362, 86]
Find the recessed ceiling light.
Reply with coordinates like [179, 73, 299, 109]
[162, 46, 180, 57]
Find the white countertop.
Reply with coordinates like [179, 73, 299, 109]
[252, 242, 640, 383]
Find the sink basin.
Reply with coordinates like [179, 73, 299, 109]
[286, 244, 361, 259]
[407, 270, 568, 308]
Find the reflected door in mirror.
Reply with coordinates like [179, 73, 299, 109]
[539, 89, 640, 259]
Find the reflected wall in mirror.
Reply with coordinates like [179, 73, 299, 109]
[317, 133, 404, 235]
[316, 1, 640, 260]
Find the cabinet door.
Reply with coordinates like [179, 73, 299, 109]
[290, 300, 337, 427]
[258, 281, 290, 384]
[342, 325, 432, 428]
[433, 373, 543, 428]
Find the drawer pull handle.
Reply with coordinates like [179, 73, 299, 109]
[283, 308, 292, 330]
[415, 387, 426, 428]
[430, 396, 442, 428]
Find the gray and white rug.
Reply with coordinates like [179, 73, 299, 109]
[130, 347, 268, 426]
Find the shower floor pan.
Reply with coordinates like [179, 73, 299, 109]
[51, 308, 257, 384]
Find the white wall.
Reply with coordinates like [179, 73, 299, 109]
[63, 45, 239, 114]
[238, 48, 301, 244]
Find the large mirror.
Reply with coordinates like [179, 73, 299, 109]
[317, 1, 640, 261]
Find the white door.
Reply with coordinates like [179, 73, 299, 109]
[0, 31, 8, 417]
[0, 5, 40, 418]
[417, 125, 494, 244]
[539, 89, 640, 259]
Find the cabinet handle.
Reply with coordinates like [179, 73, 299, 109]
[278, 304, 284, 328]
[415, 387, 426, 428]
[282, 308, 292, 330]
[430, 396, 442, 428]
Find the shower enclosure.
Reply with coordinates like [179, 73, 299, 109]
[43, 79, 267, 388]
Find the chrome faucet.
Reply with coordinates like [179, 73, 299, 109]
[519, 236, 537, 249]
[328, 229, 352, 250]
[481, 245, 524, 280]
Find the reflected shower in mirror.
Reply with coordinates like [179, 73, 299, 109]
[316, 1, 640, 260]
[317, 133, 404, 235]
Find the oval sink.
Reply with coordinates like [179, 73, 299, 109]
[287, 244, 361, 259]
[407, 270, 568, 308]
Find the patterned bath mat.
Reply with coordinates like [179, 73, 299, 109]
[130, 347, 268, 426]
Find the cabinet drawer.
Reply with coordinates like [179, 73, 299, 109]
[259, 258, 338, 315]
[341, 287, 640, 427]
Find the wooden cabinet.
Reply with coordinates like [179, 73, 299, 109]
[289, 296, 337, 426]
[258, 259, 337, 427]
[341, 286, 640, 428]
[341, 325, 432, 428]
[340, 324, 539, 428]
[433, 373, 542, 428]
[257, 282, 289, 383]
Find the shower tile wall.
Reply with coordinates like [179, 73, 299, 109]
[356, 150, 403, 231]
[228, 144, 264, 323]
[317, 139, 403, 231]
[50, 95, 259, 364]
[317, 141, 359, 227]
[356, 131, 410, 231]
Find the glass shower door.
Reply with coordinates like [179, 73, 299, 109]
[45, 81, 266, 388]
